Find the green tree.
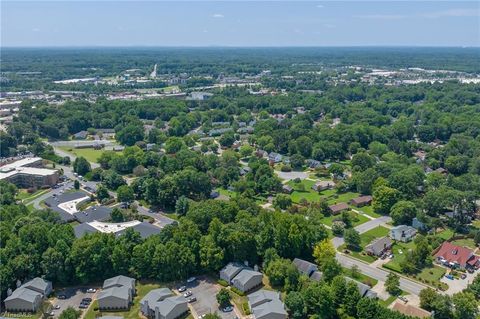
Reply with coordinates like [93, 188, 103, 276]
[111, 208, 125, 222]
[74, 180, 80, 190]
[96, 184, 110, 202]
[452, 292, 478, 319]
[274, 194, 293, 210]
[117, 185, 134, 203]
[344, 228, 361, 250]
[390, 200, 417, 225]
[285, 291, 306, 319]
[73, 156, 91, 176]
[373, 185, 400, 215]
[343, 280, 361, 317]
[385, 272, 401, 296]
[175, 196, 190, 216]
[58, 307, 81, 319]
[313, 240, 336, 270]
[116, 124, 145, 146]
[216, 288, 231, 308]
[199, 235, 224, 272]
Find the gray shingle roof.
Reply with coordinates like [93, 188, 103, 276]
[292, 258, 318, 276]
[141, 288, 173, 306]
[249, 289, 287, 319]
[222, 262, 245, 280]
[103, 275, 135, 290]
[21, 277, 50, 294]
[4, 287, 41, 303]
[98, 286, 130, 301]
[233, 269, 262, 285]
[154, 295, 186, 315]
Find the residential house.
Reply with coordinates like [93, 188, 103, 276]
[140, 288, 189, 319]
[392, 302, 432, 318]
[312, 180, 335, 192]
[98, 275, 136, 310]
[328, 203, 350, 215]
[248, 290, 287, 319]
[282, 185, 293, 194]
[345, 278, 378, 299]
[365, 236, 392, 257]
[389, 225, 417, 243]
[412, 217, 428, 231]
[350, 195, 372, 207]
[268, 152, 282, 163]
[3, 277, 52, 313]
[73, 130, 88, 140]
[292, 258, 318, 277]
[306, 159, 321, 169]
[433, 242, 479, 270]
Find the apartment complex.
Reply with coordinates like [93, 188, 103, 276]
[0, 157, 59, 188]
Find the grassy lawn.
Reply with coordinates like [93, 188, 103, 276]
[17, 188, 50, 203]
[383, 241, 416, 272]
[84, 282, 162, 319]
[217, 187, 236, 198]
[436, 228, 454, 240]
[326, 192, 360, 205]
[340, 226, 390, 263]
[342, 267, 378, 287]
[355, 205, 381, 218]
[59, 146, 105, 163]
[451, 238, 477, 250]
[319, 211, 368, 227]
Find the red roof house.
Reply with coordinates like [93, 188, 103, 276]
[433, 241, 479, 269]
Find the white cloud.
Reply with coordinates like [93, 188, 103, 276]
[212, 13, 224, 18]
[421, 8, 480, 18]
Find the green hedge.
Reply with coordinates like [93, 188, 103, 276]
[231, 287, 245, 296]
[217, 279, 229, 287]
[242, 302, 251, 315]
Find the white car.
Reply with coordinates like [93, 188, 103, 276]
[86, 288, 96, 293]
[186, 277, 196, 283]
[178, 286, 187, 292]
[183, 291, 193, 298]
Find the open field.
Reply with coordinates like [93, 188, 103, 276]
[58, 146, 106, 163]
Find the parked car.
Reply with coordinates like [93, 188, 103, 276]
[467, 268, 474, 274]
[178, 286, 187, 292]
[222, 306, 234, 312]
[445, 274, 454, 280]
[79, 304, 88, 309]
[58, 295, 66, 299]
[183, 291, 193, 298]
[460, 274, 467, 279]
[188, 297, 197, 303]
[86, 288, 96, 293]
[187, 277, 197, 283]
[54, 305, 60, 309]
[82, 298, 92, 303]
[398, 296, 408, 303]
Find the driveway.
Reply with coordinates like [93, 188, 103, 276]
[179, 278, 239, 319]
[275, 170, 309, 182]
[135, 202, 177, 228]
[332, 215, 392, 248]
[441, 269, 478, 295]
[50, 287, 98, 318]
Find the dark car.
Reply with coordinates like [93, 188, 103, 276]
[82, 297, 92, 302]
[79, 304, 88, 309]
[58, 295, 67, 299]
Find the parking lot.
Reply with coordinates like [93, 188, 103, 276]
[50, 287, 98, 318]
[179, 277, 238, 319]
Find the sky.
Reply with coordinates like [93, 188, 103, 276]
[1, 1, 479, 47]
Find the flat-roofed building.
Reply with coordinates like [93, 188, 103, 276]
[0, 157, 58, 188]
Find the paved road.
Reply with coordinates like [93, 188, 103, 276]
[337, 253, 427, 295]
[50, 144, 100, 169]
[135, 201, 177, 228]
[332, 215, 392, 248]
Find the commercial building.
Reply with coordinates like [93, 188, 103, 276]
[0, 157, 59, 188]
